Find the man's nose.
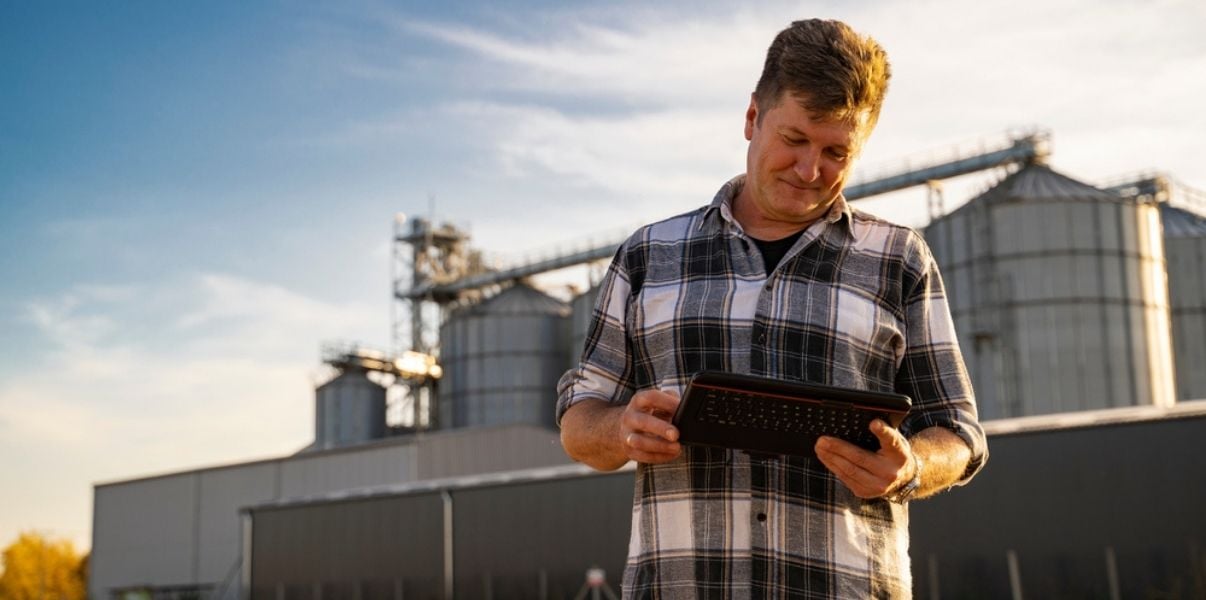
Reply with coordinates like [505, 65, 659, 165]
[794, 150, 821, 183]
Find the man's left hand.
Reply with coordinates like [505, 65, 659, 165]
[814, 419, 915, 499]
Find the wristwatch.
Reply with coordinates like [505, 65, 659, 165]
[885, 451, 923, 504]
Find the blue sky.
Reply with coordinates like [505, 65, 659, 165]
[2, 0, 1204, 551]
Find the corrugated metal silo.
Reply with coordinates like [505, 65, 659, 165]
[438, 283, 571, 429]
[925, 164, 1176, 419]
[1162, 204, 1206, 400]
[314, 370, 387, 450]
[570, 283, 603, 364]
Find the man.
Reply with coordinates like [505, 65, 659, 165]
[556, 19, 987, 599]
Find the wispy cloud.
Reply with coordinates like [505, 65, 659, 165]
[0, 272, 380, 547]
[337, 0, 1206, 228]
[445, 101, 742, 199]
[388, 10, 771, 108]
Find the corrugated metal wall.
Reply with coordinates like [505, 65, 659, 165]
[450, 476, 632, 599]
[911, 411, 1206, 599]
[90, 425, 571, 600]
[197, 463, 281, 584]
[279, 445, 415, 498]
[244, 409, 1206, 599]
[250, 494, 446, 600]
[247, 472, 633, 600]
[91, 473, 200, 598]
[1163, 204, 1206, 400]
[413, 425, 573, 480]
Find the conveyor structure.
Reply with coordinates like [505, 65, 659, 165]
[400, 130, 1051, 302]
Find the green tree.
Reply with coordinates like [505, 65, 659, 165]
[0, 532, 85, 600]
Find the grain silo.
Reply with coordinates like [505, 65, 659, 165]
[438, 283, 571, 429]
[569, 283, 603, 364]
[1162, 204, 1206, 400]
[314, 370, 387, 450]
[925, 164, 1176, 419]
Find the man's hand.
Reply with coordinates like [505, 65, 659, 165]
[559, 390, 683, 471]
[618, 389, 682, 465]
[814, 419, 915, 499]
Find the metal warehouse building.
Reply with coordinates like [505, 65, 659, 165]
[89, 424, 573, 600]
[238, 403, 1206, 600]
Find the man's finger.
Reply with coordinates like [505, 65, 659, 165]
[870, 420, 907, 458]
[632, 389, 682, 414]
[817, 435, 876, 470]
[626, 431, 680, 453]
[625, 431, 682, 463]
[623, 409, 680, 442]
[816, 445, 883, 497]
[626, 392, 681, 441]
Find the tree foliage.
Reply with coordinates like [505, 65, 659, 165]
[0, 532, 86, 600]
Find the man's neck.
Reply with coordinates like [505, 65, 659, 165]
[732, 186, 824, 241]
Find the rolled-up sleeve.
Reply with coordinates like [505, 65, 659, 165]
[556, 244, 638, 427]
[895, 236, 988, 484]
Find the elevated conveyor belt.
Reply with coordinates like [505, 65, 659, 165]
[402, 132, 1050, 300]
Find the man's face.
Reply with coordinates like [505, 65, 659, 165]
[742, 92, 868, 228]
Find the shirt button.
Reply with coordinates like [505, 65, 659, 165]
[756, 512, 767, 522]
[758, 333, 767, 343]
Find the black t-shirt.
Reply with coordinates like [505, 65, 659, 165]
[751, 230, 805, 274]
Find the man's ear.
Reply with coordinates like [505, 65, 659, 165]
[744, 94, 758, 141]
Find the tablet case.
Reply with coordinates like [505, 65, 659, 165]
[671, 371, 912, 458]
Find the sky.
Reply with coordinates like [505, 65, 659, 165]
[1, 0, 1203, 552]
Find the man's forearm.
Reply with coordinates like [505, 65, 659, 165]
[560, 399, 629, 471]
[910, 426, 973, 499]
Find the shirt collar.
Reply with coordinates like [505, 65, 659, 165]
[701, 174, 854, 235]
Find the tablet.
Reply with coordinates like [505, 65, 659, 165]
[671, 371, 912, 458]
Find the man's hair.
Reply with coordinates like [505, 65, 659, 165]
[754, 19, 891, 130]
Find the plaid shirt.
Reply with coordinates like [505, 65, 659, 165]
[557, 175, 987, 599]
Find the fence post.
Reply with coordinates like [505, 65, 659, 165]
[927, 554, 940, 600]
[1006, 549, 1023, 600]
[1105, 546, 1121, 600]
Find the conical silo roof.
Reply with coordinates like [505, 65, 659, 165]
[974, 163, 1120, 204]
[462, 282, 570, 317]
[1161, 204, 1206, 238]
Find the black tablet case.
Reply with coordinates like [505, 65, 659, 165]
[671, 371, 913, 458]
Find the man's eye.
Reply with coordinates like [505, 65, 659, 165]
[783, 136, 805, 145]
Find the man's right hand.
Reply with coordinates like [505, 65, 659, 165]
[618, 389, 682, 464]
[559, 390, 683, 471]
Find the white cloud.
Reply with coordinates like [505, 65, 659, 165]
[445, 101, 742, 199]
[380, 0, 1206, 202]
[391, 10, 771, 108]
[0, 272, 381, 549]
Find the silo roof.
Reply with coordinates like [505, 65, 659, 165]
[1161, 203, 1206, 238]
[978, 163, 1120, 204]
[467, 282, 570, 316]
